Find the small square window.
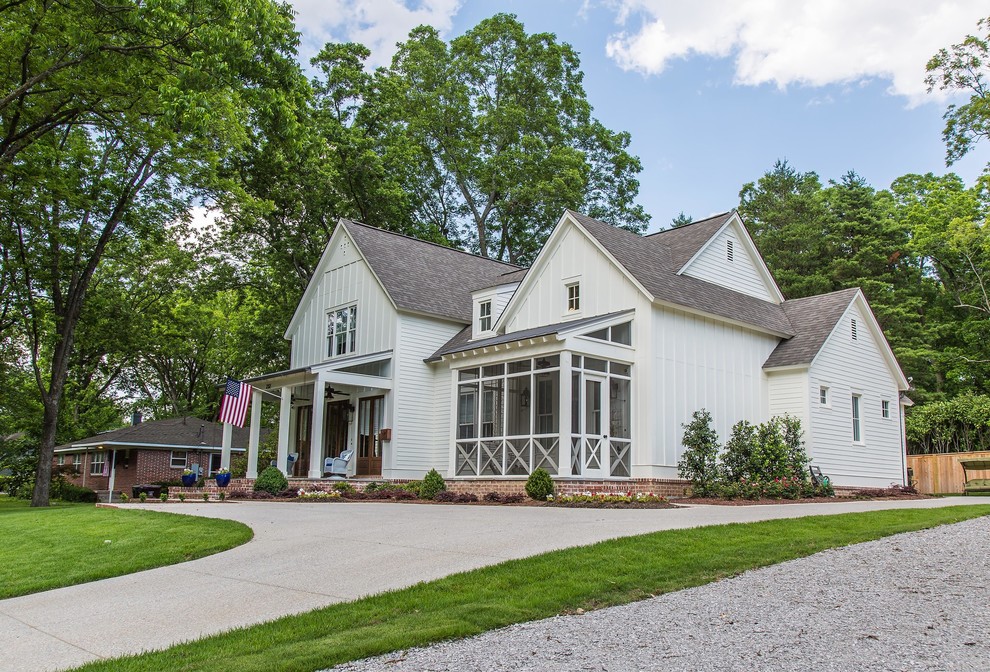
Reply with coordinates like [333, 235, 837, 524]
[479, 300, 492, 332]
[882, 400, 890, 419]
[819, 386, 829, 406]
[566, 282, 580, 312]
[171, 450, 188, 469]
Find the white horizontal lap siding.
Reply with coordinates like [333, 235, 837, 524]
[807, 302, 903, 487]
[289, 232, 396, 369]
[682, 227, 775, 302]
[506, 225, 641, 333]
[767, 369, 810, 429]
[653, 305, 778, 470]
[391, 314, 462, 477]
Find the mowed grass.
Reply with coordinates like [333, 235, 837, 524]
[0, 497, 252, 599]
[73, 505, 990, 672]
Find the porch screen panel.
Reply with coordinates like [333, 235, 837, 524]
[457, 383, 479, 440]
[609, 378, 631, 439]
[534, 372, 559, 434]
[506, 376, 530, 436]
[481, 379, 504, 438]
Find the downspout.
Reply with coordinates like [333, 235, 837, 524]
[899, 402, 907, 487]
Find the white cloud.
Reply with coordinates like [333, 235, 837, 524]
[291, 0, 462, 67]
[604, 1, 987, 104]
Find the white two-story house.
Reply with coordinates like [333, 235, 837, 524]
[234, 209, 909, 490]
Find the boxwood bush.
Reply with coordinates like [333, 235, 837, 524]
[253, 466, 288, 495]
[525, 468, 554, 501]
[419, 469, 446, 500]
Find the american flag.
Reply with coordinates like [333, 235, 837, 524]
[219, 377, 253, 428]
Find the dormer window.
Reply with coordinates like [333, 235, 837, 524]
[327, 305, 357, 357]
[479, 300, 492, 332]
[566, 282, 580, 312]
[726, 239, 734, 262]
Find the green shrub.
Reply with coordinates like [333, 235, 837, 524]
[254, 466, 288, 495]
[59, 483, 98, 503]
[160, 492, 168, 502]
[525, 468, 554, 501]
[419, 469, 446, 500]
[178, 493, 186, 502]
[678, 409, 721, 496]
[721, 420, 758, 481]
[332, 481, 356, 493]
[119, 493, 129, 503]
[401, 480, 422, 494]
[202, 492, 210, 501]
[139, 492, 147, 503]
[364, 481, 382, 493]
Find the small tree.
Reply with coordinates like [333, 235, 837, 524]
[721, 420, 758, 482]
[525, 468, 554, 501]
[754, 418, 790, 480]
[678, 410, 721, 496]
[419, 469, 446, 500]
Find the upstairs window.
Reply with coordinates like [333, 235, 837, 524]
[327, 305, 358, 357]
[882, 399, 890, 419]
[566, 282, 580, 312]
[479, 300, 492, 332]
[726, 239, 734, 262]
[819, 386, 829, 406]
[851, 318, 858, 341]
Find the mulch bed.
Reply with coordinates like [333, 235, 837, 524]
[547, 501, 676, 510]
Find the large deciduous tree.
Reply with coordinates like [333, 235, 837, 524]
[0, 0, 303, 506]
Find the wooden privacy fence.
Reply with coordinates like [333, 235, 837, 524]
[907, 450, 990, 494]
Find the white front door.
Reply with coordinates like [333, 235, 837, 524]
[581, 374, 608, 478]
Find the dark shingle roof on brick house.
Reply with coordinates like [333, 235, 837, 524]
[344, 220, 520, 323]
[54, 418, 264, 452]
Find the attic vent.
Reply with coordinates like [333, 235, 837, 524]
[851, 318, 858, 340]
[726, 239, 734, 262]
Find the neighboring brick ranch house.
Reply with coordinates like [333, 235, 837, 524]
[224, 209, 909, 495]
[54, 417, 259, 498]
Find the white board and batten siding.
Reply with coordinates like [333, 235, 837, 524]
[681, 224, 777, 303]
[390, 313, 464, 479]
[288, 230, 397, 369]
[649, 304, 779, 477]
[505, 223, 643, 333]
[807, 301, 904, 487]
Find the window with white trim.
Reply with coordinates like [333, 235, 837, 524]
[170, 450, 188, 469]
[585, 321, 632, 346]
[56, 455, 65, 466]
[852, 394, 862, 442]
[72, 454, 81, 468]
[882, 399, 890, 419]
[479, 300, 492, 332]
[327, 305, 357, 357]
[90, 451, 106, 476]
[819, 386, 829, 407]
[566, 282, 580, 312]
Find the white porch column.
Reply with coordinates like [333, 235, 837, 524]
[247, 388, 262, 479]
[277, 385, 292, 475]
[309, 373, 326, 478]
[447, 368, 458, 478]
[558, 352, 573, 478]
[220, 422, 233, 470]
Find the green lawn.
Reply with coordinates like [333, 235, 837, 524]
[72, 505, 990, 672]
[0, 497, 252, 599]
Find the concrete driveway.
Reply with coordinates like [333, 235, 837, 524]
[1, 497, 988, 672]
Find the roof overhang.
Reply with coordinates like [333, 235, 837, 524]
[54, 442, 247, 453]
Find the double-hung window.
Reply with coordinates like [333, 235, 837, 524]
[479, 300, 492, 333]
[90, 451, 106, 476]
[170, 450, 187, 469]
[327, 305, 358, 357]
[851, 394, 862, 443]
[566, 283, 580, 312]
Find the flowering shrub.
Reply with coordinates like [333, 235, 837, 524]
[297, 489, 341, 500]
[551, 491, 668, 504]
[216, 467, 230, 475]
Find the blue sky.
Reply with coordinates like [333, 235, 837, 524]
[287, 0, 989, 232]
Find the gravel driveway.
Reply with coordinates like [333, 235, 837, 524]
[334, 516, 990, 672]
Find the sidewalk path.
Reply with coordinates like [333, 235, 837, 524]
[1, 497, 987, 672]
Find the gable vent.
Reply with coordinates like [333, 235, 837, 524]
[726, 239, 734, 262]
[851, 318, 858, 340]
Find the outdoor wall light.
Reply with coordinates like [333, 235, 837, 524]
[521, 386, 530, 408]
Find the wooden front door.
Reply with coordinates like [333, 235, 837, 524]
[326, 400, 350, 461]
[295, 405, 312, 477]
[357, 395, 384, 476]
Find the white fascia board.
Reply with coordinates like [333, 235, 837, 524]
[310, 349, 394, 373]
[677, 212, 785, 304]
[54, 443, 247, 452]
[652, 297, 792, 339]
[763, 363, 810, 373]
[557, 309, 636, 338]
[809, 290, 910, 390]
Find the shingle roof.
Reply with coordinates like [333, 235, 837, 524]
[763, 288, 860, 368]
[427, 311, 633, 361]
[566, 210, 794, 336]
[344, 220, 520, 323]
[647, 212, 735, 270]
[471, 268, 529, 291]
[54, 418, 265, 451]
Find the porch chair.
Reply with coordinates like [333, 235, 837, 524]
[324, 450, 354, 479]
[286, 452, 298, 476]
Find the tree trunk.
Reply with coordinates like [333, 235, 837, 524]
[31, 396, 60, 507]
